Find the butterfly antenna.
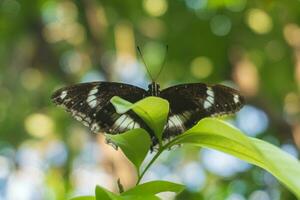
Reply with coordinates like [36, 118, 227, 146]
[137, 46, 154, 81]
[154, 45, 168, 82]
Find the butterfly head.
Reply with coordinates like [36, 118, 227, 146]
[148, 82, 160, 96]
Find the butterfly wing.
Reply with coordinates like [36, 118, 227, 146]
[51, 82, 148, 134]
[160, 83, 245, 140]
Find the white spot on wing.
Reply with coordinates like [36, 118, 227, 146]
[182, 111, 192, 120]
[91, 123, 100, 132]
[74, 115, 82, 122]
[168, 115, 183, 127]
[204, 87, 214, 109]
[60, 91, 67, 99]
[113, 115, 128, 127]
[86, 86, 99, 108]
[127, 121, 135, 129]
[82, 121, 89, 127]
[133, 123, 141, 128]
[87, 95, 96, 102]
[87, 95, 97, 108]
[72, 111, 84, 117]
[89, 87, 98, 96]
[113, 115, 126, 127]
[113, 114, 138, 130]
[166, 115, 185, 133]
[204, 101, 212, 109]
[233, 94, 239, 103]
[207, 96, 214, 103]
[88, 99, 97, 108]
[206, 87, 214, 97]
[85, 117, 92, 123]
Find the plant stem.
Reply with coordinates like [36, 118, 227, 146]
[135, 137, 181, 185]
[136, 148, 164, 185]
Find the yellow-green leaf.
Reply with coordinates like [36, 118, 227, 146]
[110, 96, 169, 145]
[95, 185, 122, 200]
[106, 128, 151, 170]
[122, 181, 184, 197]
[70, 196, 95, 200]
[167, 118, 300, 198]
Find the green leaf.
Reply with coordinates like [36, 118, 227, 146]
[94, 179, 176, 199]
[111, 96, 169, 145]
[121, 195, 160, 200]
[106, 128, 151, 170]
[95, 185, 122, 200]
[70, 196, 95, 200]
[167, 118, 300, 198]
[110, 96, 133, 114]
[122, 181, 184, 197]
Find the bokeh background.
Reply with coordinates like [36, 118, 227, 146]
[1, 0, 300, 199]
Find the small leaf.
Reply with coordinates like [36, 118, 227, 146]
[110, 96, 133, 114]
[111, 96, 169, 145]
[106, 128, 151, 170]
[70, 196, 95, 200]
[95, 185, 122, 200]
[167, 118, 300, 198]
[132, 97, 169, 142]
[121, 181, 184, 197]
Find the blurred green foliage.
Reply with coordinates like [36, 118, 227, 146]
[1, 0, 300, 199]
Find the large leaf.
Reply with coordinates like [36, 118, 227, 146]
[95, 185, 122, 200]
[121, 181, 184, 197]
[106, 128, 151, 170]
[111, 96, 169, 145]
[121, 195, 160, 200]
[94, 182, 182, 200]
[70, 196, 95, 200]
[166, 118, 300, 198]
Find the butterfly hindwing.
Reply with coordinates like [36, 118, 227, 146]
[51, 82, 147, 134]
[160, 83, 245, 139]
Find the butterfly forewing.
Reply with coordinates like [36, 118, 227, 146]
[52, 81, 245, 147]
[160, 83, 245, 139]
[51, 82, 148, 134]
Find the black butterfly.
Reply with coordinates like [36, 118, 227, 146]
[51, 81, 245, 146]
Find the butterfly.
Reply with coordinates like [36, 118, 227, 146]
[52, 46, 245, 147]
[51, 81, 245, 146]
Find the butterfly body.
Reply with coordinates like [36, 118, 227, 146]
[148, 82, 161, 96]
[52, 81, 245, 146]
